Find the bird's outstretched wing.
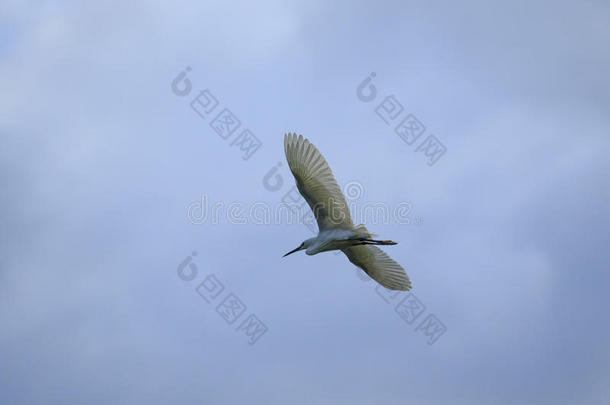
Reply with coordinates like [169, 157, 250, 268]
[284, 133, 353, 231]
[342, 245, 412, 290]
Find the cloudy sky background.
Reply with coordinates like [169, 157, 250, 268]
[1, 1, 609, 404]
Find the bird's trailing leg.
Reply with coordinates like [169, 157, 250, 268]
[353, 238, 397, 246]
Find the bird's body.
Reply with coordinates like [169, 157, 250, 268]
[302, 228, 366, 255]
[282, 133, 412, 291]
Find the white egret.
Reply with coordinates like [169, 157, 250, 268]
[282, 133, 412, 291]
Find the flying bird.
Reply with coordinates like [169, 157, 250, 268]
[282, 133, 412, 290]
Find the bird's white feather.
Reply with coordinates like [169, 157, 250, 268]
[342, 245, 412, 290]
[284, 133, 353, 231]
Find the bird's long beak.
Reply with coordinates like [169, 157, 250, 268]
[283, 246, 301, 257]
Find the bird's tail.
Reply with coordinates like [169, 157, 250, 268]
[352, 225, 398, 246]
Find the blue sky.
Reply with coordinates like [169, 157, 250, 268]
[1, 1, 609, 404]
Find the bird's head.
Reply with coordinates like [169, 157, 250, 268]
[283, 237, 316, 257]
